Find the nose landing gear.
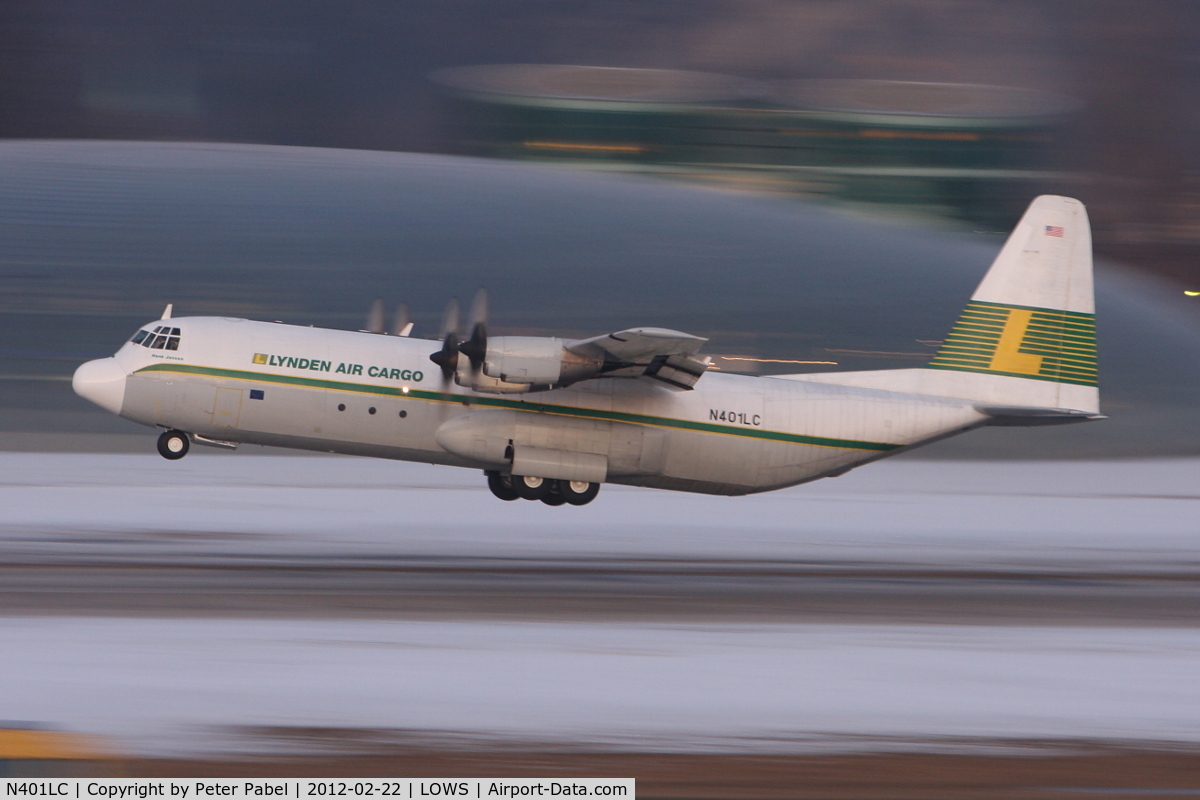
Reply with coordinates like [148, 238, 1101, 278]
[157, 429, 190, 460]
[485, 471, 600, 506]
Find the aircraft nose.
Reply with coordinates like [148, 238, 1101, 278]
[73, 357, 127, 415]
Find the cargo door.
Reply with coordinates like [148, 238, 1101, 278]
[212, 387, 244, 428]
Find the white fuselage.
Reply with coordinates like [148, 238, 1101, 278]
[90, 316, 989, 494]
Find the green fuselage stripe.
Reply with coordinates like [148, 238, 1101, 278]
[134, 363, 901, 452]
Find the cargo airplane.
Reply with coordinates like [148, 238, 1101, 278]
[73, 196, 1100, 506]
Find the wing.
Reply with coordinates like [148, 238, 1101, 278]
[568, 327, 707, 362]
[567, 327, 711, 389]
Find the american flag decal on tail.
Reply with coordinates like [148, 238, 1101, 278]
[1045, 225, 1064, 237]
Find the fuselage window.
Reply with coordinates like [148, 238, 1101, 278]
[131, 330, 149, 344]
[150, 334, 167, 349]
[165, 337, 180, 350]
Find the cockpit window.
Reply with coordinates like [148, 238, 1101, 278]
[131, 325, 182, 350]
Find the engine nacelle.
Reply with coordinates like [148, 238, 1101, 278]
[481, 336, 603, 387]
[454, 358, 536, 393]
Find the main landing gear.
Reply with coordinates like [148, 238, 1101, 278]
[486, 471, 600, 506]
[156, 429, 190, 460]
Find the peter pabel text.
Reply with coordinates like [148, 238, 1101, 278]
[4, 781, 633, 800]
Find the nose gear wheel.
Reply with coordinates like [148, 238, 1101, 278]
[157, 430, 190, 460]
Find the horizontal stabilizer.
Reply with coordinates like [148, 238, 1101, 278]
[976, 405, 1106, 427]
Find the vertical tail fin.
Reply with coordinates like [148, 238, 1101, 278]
[928, 196, 1098, 402]
[780, 196, 1099, 417]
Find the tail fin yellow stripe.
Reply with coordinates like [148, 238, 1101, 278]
[929, 300, 1097, 387]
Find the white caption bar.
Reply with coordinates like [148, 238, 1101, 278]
[3, 781, 634, 800]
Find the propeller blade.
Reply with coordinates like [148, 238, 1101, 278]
[468, 288, 488, 330]
[429, 332, 459, 380]
[392, 303, 413, 337]
[459, 322, 487, 374]
[365, 298, 385, 334]
[429, 297, 461, 383]
[458, 288, 488, 374]
[456, 321, 484, 371]
[439, 297, 460, 341]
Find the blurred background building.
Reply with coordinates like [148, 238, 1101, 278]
[434, 67, 1079, 227]
[0, 0, 1196, 272]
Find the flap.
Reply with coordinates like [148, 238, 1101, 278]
[644, 353, 711, 390]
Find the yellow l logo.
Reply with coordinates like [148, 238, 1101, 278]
[988, 309, 1043, 375]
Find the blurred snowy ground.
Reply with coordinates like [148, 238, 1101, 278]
[2, 453, 1198, 755]
[1, 453, 1198, 572]
[3, 618, 1199, 756]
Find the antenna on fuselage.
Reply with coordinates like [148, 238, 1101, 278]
[161, 303, 173, 320]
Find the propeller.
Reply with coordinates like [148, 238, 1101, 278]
[392, 302, 413, 337]
[458, 288, 488, 376]
[365, 298, 386, 334]
[428, 297, 461, 385]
